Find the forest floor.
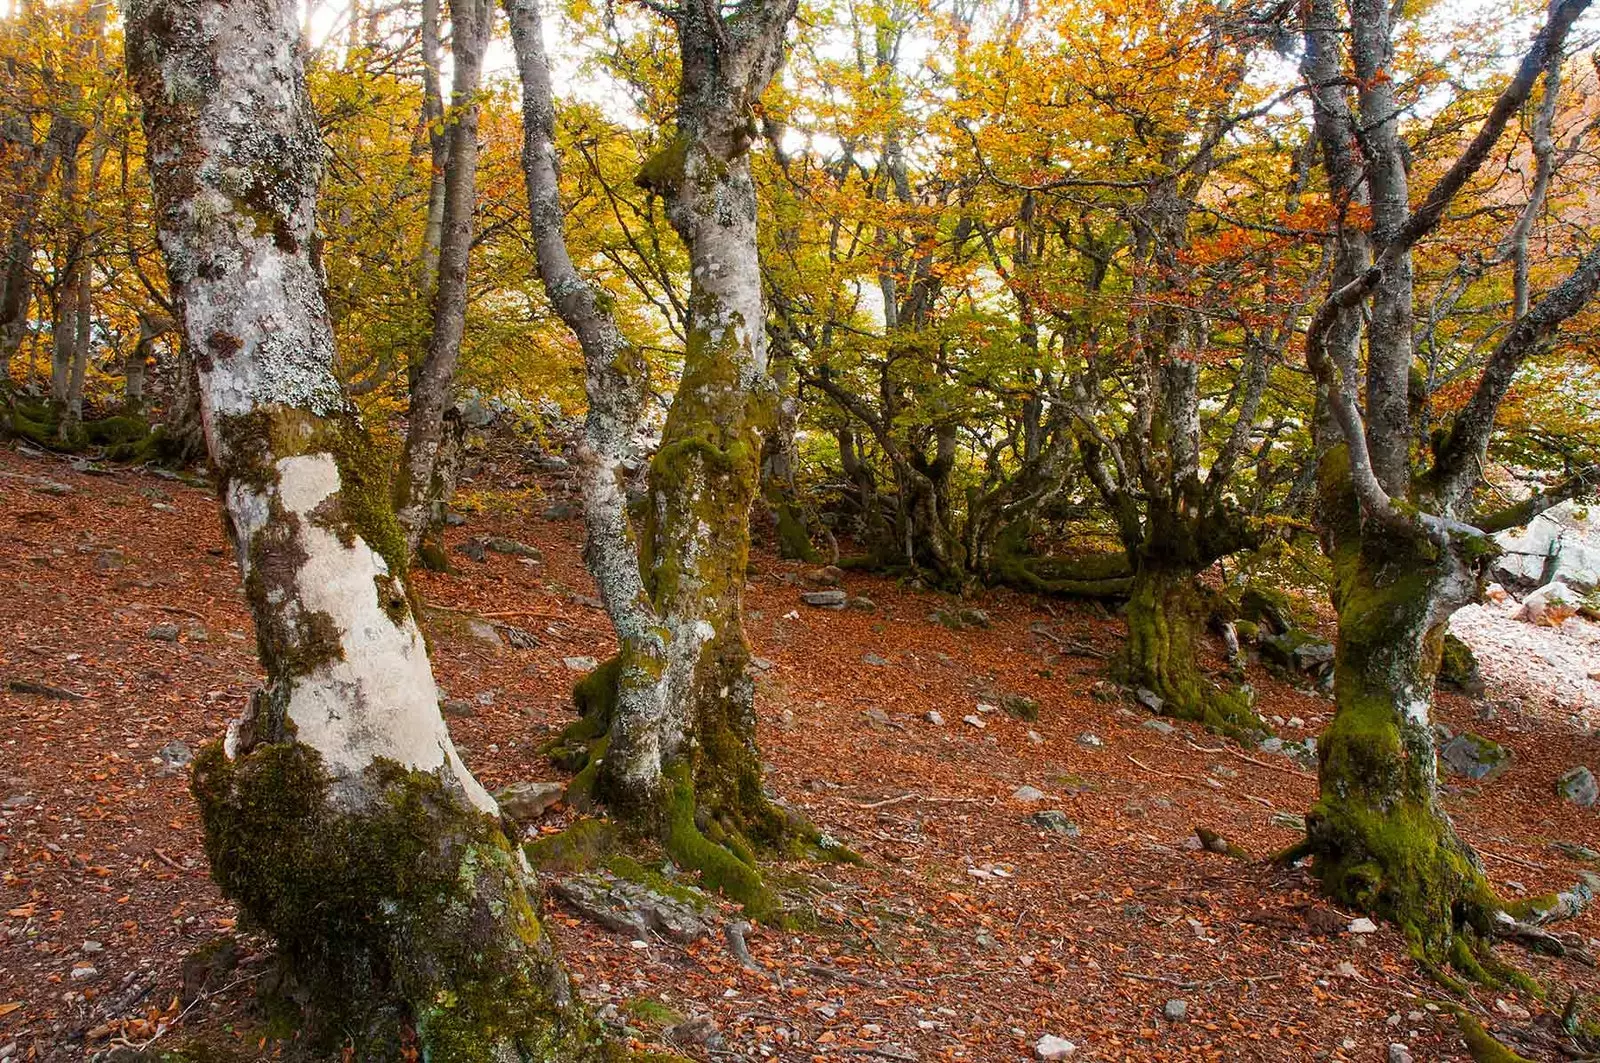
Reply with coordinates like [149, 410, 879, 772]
[2, 441, 1599, 1063]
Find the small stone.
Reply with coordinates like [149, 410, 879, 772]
[542, 501, 578, 521]
[1163, 999, 1187, 1022]
[924, 710, 945, 725]
[800, 566, 843, 587]
[70, 965, 98, 981]
[1211, 765, 1239, 779]
[1270, 811, 1306, 832]
[146, 622, 180, 642]
[963, 714, 986, 729]
[1551, 841, 1600, 861]
[1494, 998, 1531, 1020]
[1143, 719, 1176, 736]
[801, 589, 847, 609]
[1, 794, 33, 811]
[484, 536, 543, 561]
[157, 739, 193, 774]
[848, 596, 876, 612]
[1026, 730, 1044, 745]
[1556, 766, 1598, 807]
[453, 538, 487, 563]
[33, 479, 73, 496]
[442, 698, 476, 718]
[1012, 785, 1046, 802]
[862, 653, 890, 667]
[1332, 961, 1360, 979]
[665, 1015, 720, 1048]
[1258, 736, 1284, 754]
[1440, 732, 1512, 782]
[998, 693, 1040, 721]
[563, 656, 599, 672]
[1028, 810, 1080, 837]
[1387, 1045, 1414, 1063]
[1287, 717, 1305, 728]
[1133, 687, 1164, 713]
[81, 941, 103, 953]
[495, 781, 567, 824]
[863, 708, 892, 728]
[1349, 917, 1378, 934]
[750, 657, 776, 671]
[1034, 1034, 1077, 1059]
[1077, 733, 1104, 749]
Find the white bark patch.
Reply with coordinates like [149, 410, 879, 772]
[272, 454, 496, 814]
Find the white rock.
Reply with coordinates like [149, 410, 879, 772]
[1518, 580, 1581, 626]
[1034, 1034, 1077, 1059]
[1388, 1045, 1414, 1063]
[924, 710, 945, 725]
[963, 714, 986, 729]
[1349, 917, 1378, 934]
[1026, 730, 1044, 745]
[1013, 785, 1046, 802]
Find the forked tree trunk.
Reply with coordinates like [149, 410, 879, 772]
[395, 0, 494, 556]
[123, 0, 603, 1053]
[1306, 449, 1496, 963]
[507, 0, 806, 919]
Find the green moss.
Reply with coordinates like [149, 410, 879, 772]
[1456, 1012, 1536, 1063]
[191, 741, 611, 1059]
[1308, 444, 1505, 968]
[621, 997, 685, 1029]
[84, 414, 151, 445]
[1121, 565, 1263, 739]
[773, 500, 821, 562]
[663, 763, 777, 922]
[636, 134, 689, 196]
[1439, 632, 1484, 695]
[524, 818, 620, 873]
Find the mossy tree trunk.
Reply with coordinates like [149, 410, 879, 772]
[1306, 449, 1498, 963]
[1119, 524, 1261, 737]
[124, 0, 604, 1055]
[508, 0, 803, 919]
[1298, 0, 1597, 971]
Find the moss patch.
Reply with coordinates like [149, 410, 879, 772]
[191, 741, 610, 1059]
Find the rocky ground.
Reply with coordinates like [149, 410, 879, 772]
[2, 442, 1599, 1062]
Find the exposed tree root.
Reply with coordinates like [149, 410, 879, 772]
[543, 659, 858, 926]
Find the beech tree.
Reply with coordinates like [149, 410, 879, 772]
[122, 0, 610, 1052]
[1297, 0, 1600, 964]
[508, 0, 810, 914]
[393, 0, 495, 560]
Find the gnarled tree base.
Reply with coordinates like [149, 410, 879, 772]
[1121, 567, 1263, 738]
[192, 742, 611, 1061]
[545, 657, 851, 924]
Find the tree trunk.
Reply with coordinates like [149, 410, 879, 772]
[162, 333, 207, 466]
[1305, 448, 1498, 966]
[760, 335, 818, 561]
[124, 0, 604, 1052]
[1121, 560, 1259, 735]
[507, 0, 807, 919]
[50, 253, 79, 407]
[394, 0, 494, 555]
[62, 251, 91, 435]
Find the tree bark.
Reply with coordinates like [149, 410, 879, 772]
[123, 0, 604, 1052]
[395, 0, 494, 555]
